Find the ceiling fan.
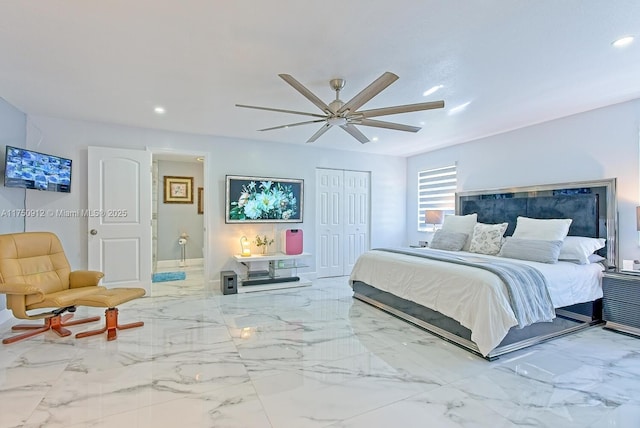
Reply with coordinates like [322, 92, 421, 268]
[236, 72, 445, 144]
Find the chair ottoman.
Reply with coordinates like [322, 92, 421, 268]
[74, 288, 146, 341]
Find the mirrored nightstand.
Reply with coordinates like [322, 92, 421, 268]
[602, 271, 640, 337]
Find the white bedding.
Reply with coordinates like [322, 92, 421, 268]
[349, 248, 604, 356]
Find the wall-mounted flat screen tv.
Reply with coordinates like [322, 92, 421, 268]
[226, 175, 303, 223]
[4, 146, 72, 193]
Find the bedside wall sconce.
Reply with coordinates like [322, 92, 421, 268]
[240, 236, 251, 257]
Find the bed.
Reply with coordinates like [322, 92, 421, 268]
[350, 179, 617, 360]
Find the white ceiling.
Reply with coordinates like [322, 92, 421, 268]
[1, 1, 639, 157]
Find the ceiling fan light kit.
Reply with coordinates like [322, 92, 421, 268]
[236, 72, 445, 144]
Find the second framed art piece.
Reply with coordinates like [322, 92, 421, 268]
[164, 176, 193, 204]
[197, 187, 204, 214]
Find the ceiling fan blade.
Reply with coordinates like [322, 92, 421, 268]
[358, 100, 444, 118]
[307, 123, 332, 143]
[337, 72, 399, 115]
[278, 74, 331, 114]
[236, 104, 326, 118]
[355, 118, 421, 133]
[340, 124, 369, 144]
[258, 119, 326, 132]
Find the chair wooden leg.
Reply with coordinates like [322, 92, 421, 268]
[2, 324, 51, 344]
[48, 315, 73, 337]
[76, 308, 144, 341]
[11, 313, 100, 330]
[10, 323, 50, 331]
[3, 312, 102, 344]
[60, 313, 102, 327]
[50, 313, 101, 337]
[3, 316, 70, 343]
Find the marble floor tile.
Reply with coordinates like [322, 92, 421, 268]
[0, 274, 639, 428]
[328, 386, 516, 428]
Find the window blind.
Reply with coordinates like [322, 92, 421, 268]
[418, 164, 457, 231]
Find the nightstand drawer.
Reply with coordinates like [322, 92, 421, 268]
[604, 301, 640, 329]
[602, 275, 640, 306]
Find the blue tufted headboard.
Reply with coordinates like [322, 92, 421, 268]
[459, 194, 598, 238]
[457, 179, 617, 266]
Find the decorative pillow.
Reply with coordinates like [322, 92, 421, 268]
[468, 222, 508, 255]
[498, 237, 563, 263]
[558, 236, 606, 264]
[588, 253, 606, 264]
[429, 230, 469, 252]
[511, 216, 572, 241]
[440, 213, 477, 251]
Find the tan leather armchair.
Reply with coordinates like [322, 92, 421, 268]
[0, 232, 106, 344]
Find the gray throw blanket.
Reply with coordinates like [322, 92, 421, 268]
[377, 248, 556, 328]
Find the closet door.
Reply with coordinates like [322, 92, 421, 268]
[317, 168, 344, 277]
[316, 168, 370, 278]
[344, 170, 369, 273]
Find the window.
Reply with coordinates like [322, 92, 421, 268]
[418, 164, 457, 231]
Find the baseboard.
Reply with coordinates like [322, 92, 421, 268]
[157, 258, 203, 270]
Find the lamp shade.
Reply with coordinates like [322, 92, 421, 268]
[425, 209, 444, 225]
[240, 236, 251, 257]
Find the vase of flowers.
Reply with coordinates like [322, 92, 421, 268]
[254, 235, 274, 255]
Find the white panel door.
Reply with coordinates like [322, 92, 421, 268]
[344, 170, 370, 273]
[316, 168, 344, 277]
[88, 146, 152, 294]
[316, 168, 370, 278]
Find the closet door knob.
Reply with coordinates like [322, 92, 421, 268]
[90, 229, 98, 235]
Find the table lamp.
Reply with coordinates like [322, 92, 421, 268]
[240, 236, 251, 257]
[425, 209, 444, 230]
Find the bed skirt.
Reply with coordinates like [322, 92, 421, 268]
[352, 280, 602, 360]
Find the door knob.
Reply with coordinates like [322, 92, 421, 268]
[90, 229, 98, 235]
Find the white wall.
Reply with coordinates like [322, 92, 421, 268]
[23, 115, 407, 281]
[407, 98, 640, 264]
[0, 98, 27, 234]
[0, 97, 27, 321]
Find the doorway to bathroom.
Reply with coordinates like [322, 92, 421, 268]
[151, 152, 206, 284]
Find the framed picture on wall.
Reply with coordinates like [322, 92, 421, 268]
[225, 175, 303, 223]
[164, 176, 193, 203]
[197, 187, 204, 214]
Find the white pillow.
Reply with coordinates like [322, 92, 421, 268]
[511, 216, 572, 241]
[558, 236, 606, 264]
[588, 253, 606, 264]
[440, 213, 477, 251]
[468, 222, 508, 255]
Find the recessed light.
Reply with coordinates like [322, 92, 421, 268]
[154, 106, 166, 114]
[612, 36, 634, 47]
[448, 102, 471, 115]
[372, 137, 379, 142]
[423, 85, 444, 97]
